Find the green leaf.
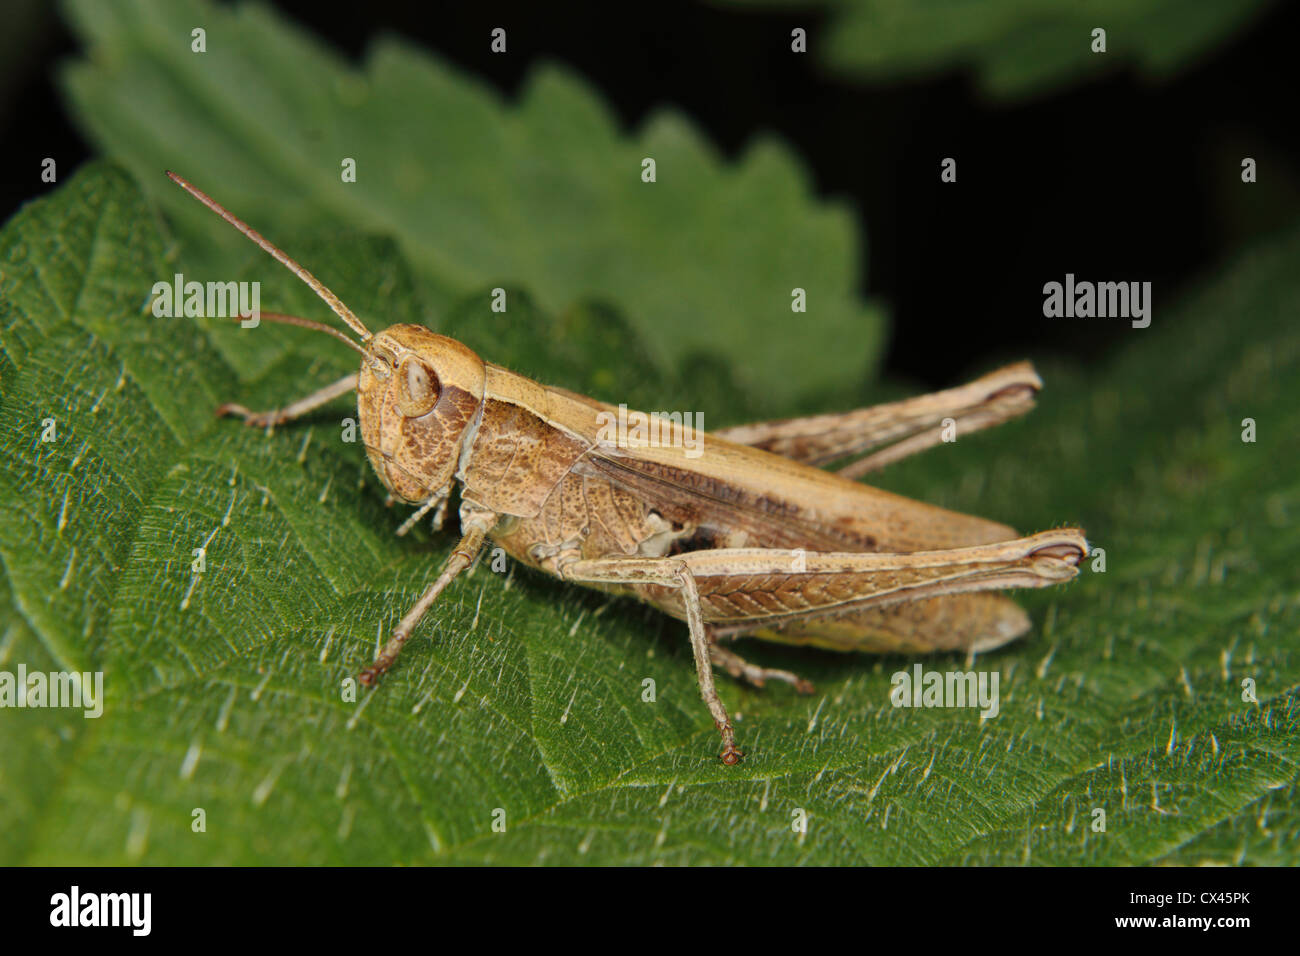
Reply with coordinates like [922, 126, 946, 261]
[716, 0, 1277, 99]
[1, 164, 1296, 864]
[57, 0, 883, 408]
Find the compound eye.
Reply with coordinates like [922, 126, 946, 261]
[396, 355, 440, 417]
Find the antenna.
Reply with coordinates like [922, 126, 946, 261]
[165, 171, 372, 342]
[235, 311, 366, 356]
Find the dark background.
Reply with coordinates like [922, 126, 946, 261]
[2, 0, 1297, 386]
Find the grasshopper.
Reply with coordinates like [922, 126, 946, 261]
[167, 171, 1087, 764]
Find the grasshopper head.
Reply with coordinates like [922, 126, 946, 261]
[160, 174, 487, 505]
[358, 325, 486, 504]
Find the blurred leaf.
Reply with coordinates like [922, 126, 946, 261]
[57, 0, 883, 408]
[716, 0, 1277, 98]
[1, 164, 1296, 864]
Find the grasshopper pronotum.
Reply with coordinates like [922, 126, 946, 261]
[167, 171, 1086, 764]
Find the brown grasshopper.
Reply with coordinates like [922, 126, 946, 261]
[167, 171, 1086, 765]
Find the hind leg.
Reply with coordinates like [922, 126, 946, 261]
[714, 362, 1041, 475]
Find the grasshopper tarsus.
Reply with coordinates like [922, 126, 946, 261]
[359, 640, 407, 688]
[714, 718, 743, 766]
[215, 402, 283, 428]
[359, 643, 403, 687]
